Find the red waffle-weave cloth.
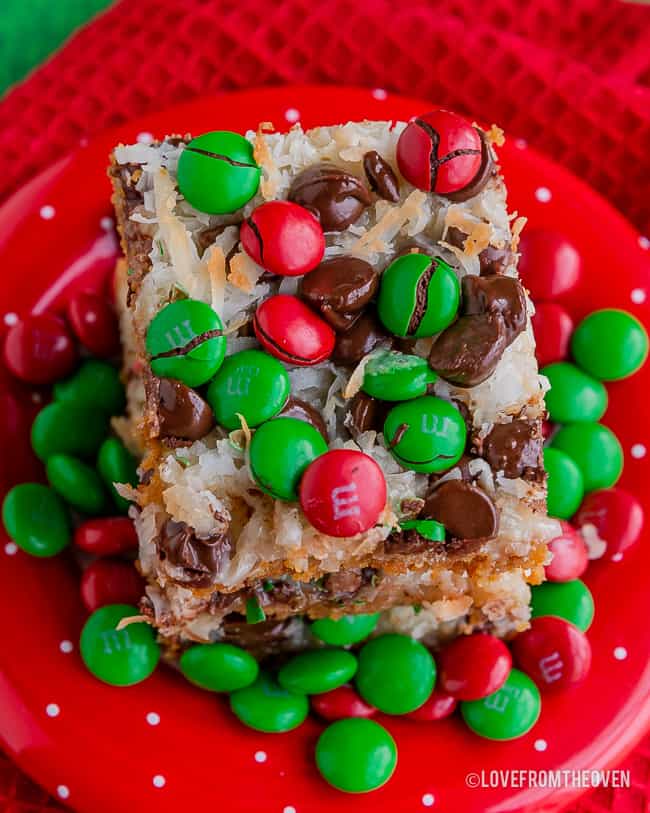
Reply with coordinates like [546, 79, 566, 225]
[0, 1, 649, 811]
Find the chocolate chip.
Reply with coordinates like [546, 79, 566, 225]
[288, 163, 371, 231]
[444, 130, 495, 202]
[422, 480, 498, 540]
[363, 151, 400, 202]
[346, 392, 393, 436]
[332, 310, 392, 366]
[385, 527, 444, 555]
[428, 312, 507, 387]
[157, 378, 215, 441]
[397, 234, 440, 260]
[482, 419, 543, 479]
[445, 227, 514, 276]
[279, 396, 329, 441]
[462, 274, 526, 343]
[322, 569, 363, 598]
[300, 257, 378, 331]
[158, 519, 231, 587]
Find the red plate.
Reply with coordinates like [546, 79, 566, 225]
[1, 86, 649, 813]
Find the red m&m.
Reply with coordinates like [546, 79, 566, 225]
[299, 449, 386, 538]
[518, 229, 582, 301]
[66, 291, 121, 358]
[74, 517, 138, 557]
[532, 303, 574, 368]
[437, 633, 512, 700]
[311, 685, 377, 721]
[3, 313, 77, 384]
[80, 558, 145, 612]
[573, 487, 644, 559]
[396, 110, 483, 195]
[241, 200, 325, 277]
[406, 690, 457, 722]
[545, 521, 589, 582]
[253, 294, 335, 366]
[512, 616, 592, 692]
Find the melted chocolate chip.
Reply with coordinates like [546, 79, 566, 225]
[397, 234, 440, 260]
[332, 310, 392, 366]
[322, 569, 363, 598]
[462, 274, 526, 343]
[446, 227, 514, 276]
[385, 527, 444, 555]
[300, 257, 378, 331]
[445, 130, 495, 202]
[219, 617, 301, 658]
[346, 392, 394, 436]
[363, 150, 400, 202]
[422, 480, 498, 540]
[428, 312, 508, 387]
[158, 519, 231, 588]
[288, 164, 371, 231]
[482, 419, 543, 479]
[279, 396, 329, 441]
[157, 378, 215, 441]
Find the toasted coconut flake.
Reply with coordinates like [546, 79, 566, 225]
[254, 124, 281, 200]
[511, 216, 527, 251]
[351, 190, 428, 258]
[116, 614, 150, 630]
[485, 124, 505, 147]
[444, 207, 492, 255]
[342, 351, 378, 399]
[203, 244, 226, 316]
[228, 251, 264, 293]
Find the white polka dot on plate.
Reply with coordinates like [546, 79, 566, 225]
[100, 216, 114, 231]
[514, 138, 527, 149]
[57, 785, 70, 800]
[46, 703, 60, 718]
[137, 132, 154, 144]
[3, 312, 18, 326]
[4, 542, 18, 556]
[613, 647, 628, 660]
[534, 739, 548, 752]
[371, 88, 388, 100]
[146, 712, 161, 726]
[59, 640, 74, 654]
[611, 552, 624, 562]
[284, 807, 297, 813]
[284, 108, 300, 124]
[422, 793, 435, 807]
[254, 750, 267, 763]
[631, 444, 647, 459]
[152, 775, 166, 788]
[534, 187, 552, 203]
[39, 205, 56, 220]
[639, 236, 650, 250]
[631, 288, 647, 304]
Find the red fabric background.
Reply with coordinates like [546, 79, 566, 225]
[0, 0, 649, 810]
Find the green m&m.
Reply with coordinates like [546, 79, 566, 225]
[383, 395, 466, 473]
[206, 349, 290, 430]
[543, 447, 584, 519]
[461, 668, 541, 740]
[249, 417, 327, 500]
[531, 579, 594, 632]
[571, 309, 649, 381]
[551, 422, 623, 491]
[230, 671, 309, 733]
[278, 649, 358, 694]
[177, 131, 261, 215]
[31, 403, 109, 461]
[362, 351, 437, 401]
[97, 437, 139, 513]
[399, 519, 446, 541]
[179, 642, 259, 692]
[145, 299, 227, 387]
[2, 483, 70, 557]
[316, 718, 397, 793]
[377, 253, 460, 338]
[311, 613, 380, 646]
[46, 454, 108, 514]
[54, 360, 126, 415]
[80, 604, 160, 686]
[356, 634, 436, 714]
[542, 362, 607, 424]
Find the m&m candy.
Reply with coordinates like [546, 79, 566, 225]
[145, 299, 227, 387]
[531, 303, 574, 368]
[361, 351, 438, 401]
[80, 558, 145, 611]
[461, 668, 541, 741]
[406, 690, 457, 722]
[396, 109, 483, 196]
[73, 516, 138, 557]
[180, 642, 259, 692]
[177, 131, 260, 214]
[230, 671, 309, 733]
[80, 604, 160, 686]
[437, 634, 512, 701]
[249, 416, 328, 501]
[2, 313, 77, 384]
[543, 447, 584, 519]
[377, 253, 459, 338]
[54, 359, 126, 415]
[517, 229, 582, 301]
[315, 718, 397, 793]
[356, 634, 436, 714]
[31, 403, 109, 461]
[530, 579, 594, 632]
[253, 295, 335, 366]
[545, 521, 589, 582]
[512, 616, 592, 691]
[571, 309, 648, 381]
[66, 291, 121, 358]
[573, 487, 644, 558]
[2, 483, 70, 557]
[206, 349, 290, 430]
[310, 685, 377, 721]
[299, 450, 386, 537]
[551, 423, 623, 492]
[46, 454, 108, 514]
[278, 649, 358, 694]
[542, 362, 607, 424]
[241, 200, 325, 276]
[383, 396, 466, 473]
[311, 613, 380, 646]
[97, 436, 139, 513]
